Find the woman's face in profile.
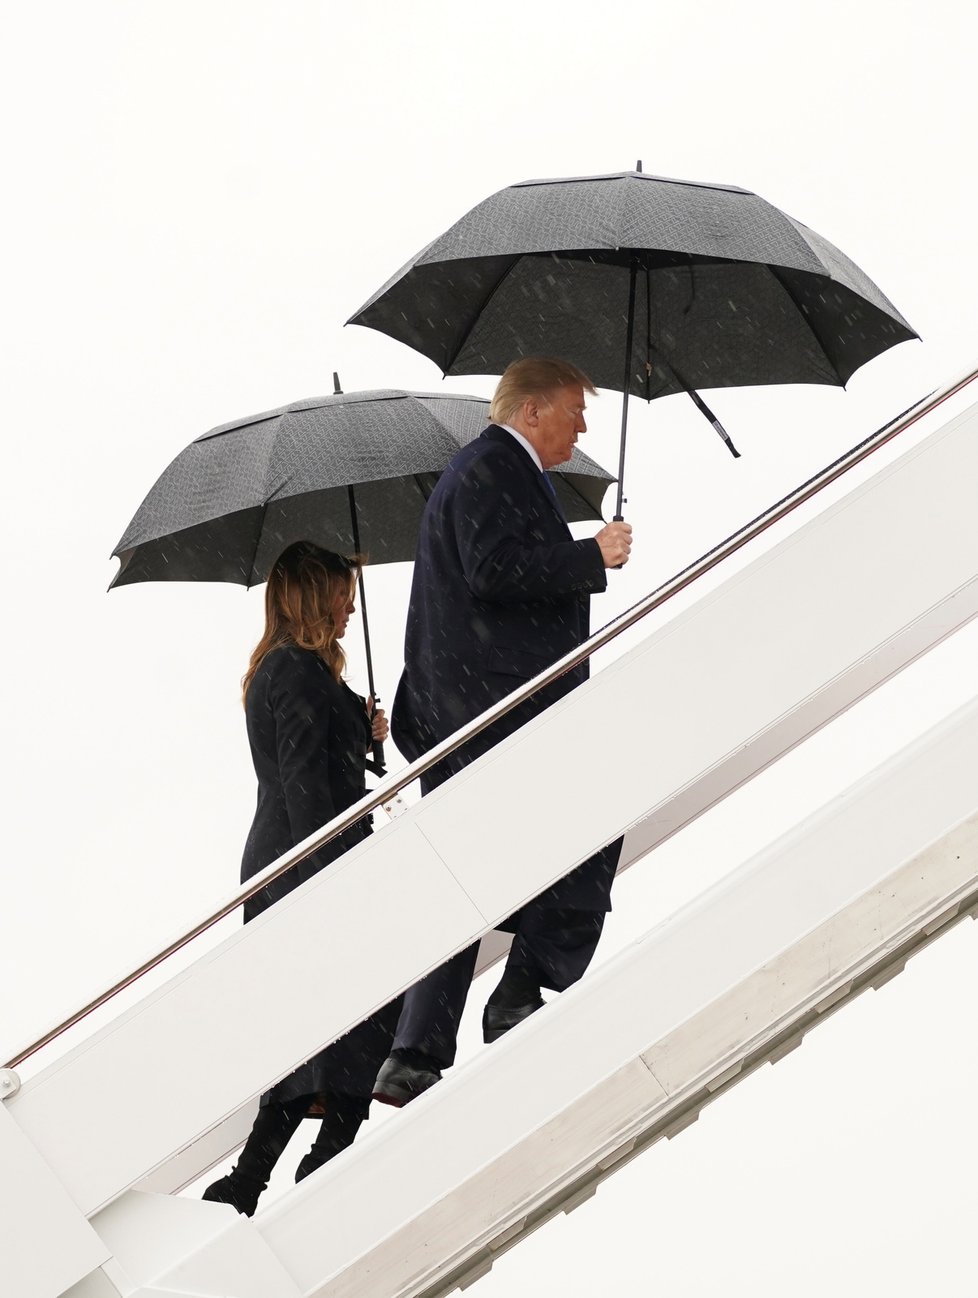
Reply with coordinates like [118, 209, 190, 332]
[331, 583, 356, 638]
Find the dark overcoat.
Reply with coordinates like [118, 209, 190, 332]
[392, 425, 615, 911]
[241, 644, 399, 1101]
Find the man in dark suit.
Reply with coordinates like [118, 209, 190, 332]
[374, 357, 632, 1105]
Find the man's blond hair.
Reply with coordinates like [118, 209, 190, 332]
[489, 357, 596, 425]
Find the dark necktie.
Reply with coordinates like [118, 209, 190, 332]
[541, 471, 565, 519]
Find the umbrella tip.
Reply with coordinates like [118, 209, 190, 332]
[333, 371, 343, 395]
[635, 159, 643, 172]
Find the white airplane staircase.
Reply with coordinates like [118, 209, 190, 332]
[4, 367, 978, 1298]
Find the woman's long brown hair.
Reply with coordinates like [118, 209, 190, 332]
[242, 542, 360, 700]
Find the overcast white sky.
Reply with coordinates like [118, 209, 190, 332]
[3, 1, 978, 1293]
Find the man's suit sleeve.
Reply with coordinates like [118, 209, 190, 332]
[451, 455, 607, 603]
[268, 653, 341, 844]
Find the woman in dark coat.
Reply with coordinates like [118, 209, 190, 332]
[203, 541, 397, 1216]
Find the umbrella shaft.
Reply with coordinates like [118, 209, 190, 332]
[615, 260, 638, 518]
[348, 486, 377, 699]
[357, 568, 377, 699]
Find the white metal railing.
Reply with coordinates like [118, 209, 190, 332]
[5, 361, 977, 1074]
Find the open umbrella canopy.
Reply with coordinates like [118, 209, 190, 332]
[110, 388, 615, 588]
[349, 169, 917, 400]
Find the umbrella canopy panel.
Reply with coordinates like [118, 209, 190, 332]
[350, 171, 917, 397]
[111, 390, 614, 588]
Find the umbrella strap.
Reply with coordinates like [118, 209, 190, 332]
[685, 387, 741, 459]
[644, 342, 741, 459]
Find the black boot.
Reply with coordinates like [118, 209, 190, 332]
[201, 1170, 267, 1216]
[295, 1095, 369, 1182]
[202, 1097, 307, 1216]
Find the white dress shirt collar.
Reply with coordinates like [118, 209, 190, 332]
[499, 423, 543, 473]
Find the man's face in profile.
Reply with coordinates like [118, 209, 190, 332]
[534, 384, 588, 468]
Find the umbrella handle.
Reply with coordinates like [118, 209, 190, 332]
[612, 512, 625, 569]
[366, 696, 387, 777]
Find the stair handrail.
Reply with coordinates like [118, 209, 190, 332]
[6, 361, 978, 1073]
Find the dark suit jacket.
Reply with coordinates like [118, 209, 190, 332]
[393, 425, 607, 766]
[392, 425, 611, 909]
[241, 645, 373, 921]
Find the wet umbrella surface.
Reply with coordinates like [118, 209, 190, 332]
[349, 168, 918, 507]
[111, 387, 614, 588]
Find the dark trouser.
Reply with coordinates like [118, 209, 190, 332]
[392, 838, 622, 1069]
[233, 1091, 369, 1184]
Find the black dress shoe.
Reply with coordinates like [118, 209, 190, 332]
[202, 1170, 266, 1217]
[372, 1054, 442, 1107]
[482, 996, 545, 1044]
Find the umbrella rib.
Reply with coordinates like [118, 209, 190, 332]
[246, 498, 271, 588]
[765, 266, 845, 384]
[245, 413, 287, 585]
[442, 255, 524, 373]
[642, 264, 653, 400]
[412, 472, 434, 504]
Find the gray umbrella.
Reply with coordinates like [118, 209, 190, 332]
[111, 384, 614, 766]
[349, 166, 918, 514]
[111, 386, 613, 583]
